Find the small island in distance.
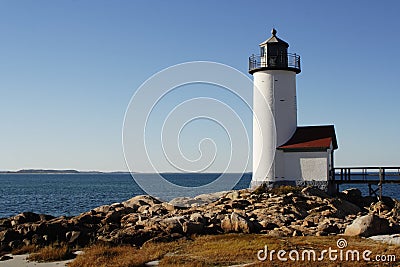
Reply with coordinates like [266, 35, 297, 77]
[0, 169, 249, 175]
[0, 169, 130, 174]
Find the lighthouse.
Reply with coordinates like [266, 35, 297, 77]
[250, 29, 338, 189]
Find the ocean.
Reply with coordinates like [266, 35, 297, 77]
[0, 173, 398, 218]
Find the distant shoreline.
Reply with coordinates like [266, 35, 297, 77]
[0, 169, 129, 174]
[0, 169, 251, 175]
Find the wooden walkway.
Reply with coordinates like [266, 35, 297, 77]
[331, 167, 400, 198]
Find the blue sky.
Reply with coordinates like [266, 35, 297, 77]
[1, 1, 400, 171]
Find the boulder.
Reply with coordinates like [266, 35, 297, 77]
[340, 188, 362, 201]
[169, 197, 206, 208]
[148, 204, 168, 216]
[66, 230, 90, 246]
[170, 191, 229, 207]
[0, 219, 11, 228]
[112, 228, 157, 246]
[277, 226, 294, 236]
[102, 210, 126, 224]
[329, 198, 361, 218]
[203, 223, 220, 234]
[266, 229, 286, 237]
[182, 221, 204, 235]
[0, 230, 21, 244]
[92, 205, 111, 214]
[302, 220, 315, 228]
[0, 255, 13, 261]
[110, 202, 124, 209]
[39, 214, 55, 221]
[341, 188, 362, 201]
[41, 221, 68, 242]
[189, 213, 206, 224]
[387, 205, 400, 225]
[225, 191, 240, 200]
[74, 213, 101, 225]
[15, 223, 42, 240]
[193, 191, 228, 204]
[31, 234, 45, 245]
[66, 231, 81, 243]
[370, 201, 392, 216]
[259, 221, 279, 230]
[122, 195, 161, 209]
[97, 223, 119, 235]
[158, 216, 185, 234]
[8, 239, 22, 249]
[161, 202, 176, 212]
[120, 214, 140, 227]
[301, 186, 330, 199]
[137, 205, 150, 213]
[221, 212, 255, 233]
[344, 214, 392, 237]
[317, 223, 340, 235]
[231, 199, 251, 209]
[292, 230, 303, 236]
[11, 212, 42, 226]
[22, 238, 31, 246]
[370, 202, 385, 213]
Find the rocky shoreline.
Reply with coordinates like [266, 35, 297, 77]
[1, 186, 399, 255]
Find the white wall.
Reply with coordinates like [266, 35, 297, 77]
[252, 70, 297, 184]
[271, 70, 297, 146]
[283, 151, 329, 181]
[275, 150, 285, 180]
[252, 71, 276, 183]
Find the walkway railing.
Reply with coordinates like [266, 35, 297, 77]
[249, 53, 301, 73]
[331, 167, 400, 198]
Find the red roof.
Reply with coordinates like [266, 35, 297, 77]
[277, 125, 338, 151]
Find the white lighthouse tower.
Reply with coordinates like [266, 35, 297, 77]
[250, 28, 301, 187]
[250, 29, 338, 188]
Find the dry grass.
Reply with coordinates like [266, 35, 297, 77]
[11, 244, 37, 255]
[27, 244, 74, 262]
[252, 183, 268, 195]
[69, 240, 185, 267]
[270, 185, 302, 195]
[161, 234, 269, 266]
[253, 184, 303, 196]
[161, 235, 399, 267]
[68, 234, 399, 267]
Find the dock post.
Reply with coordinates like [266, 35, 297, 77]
[327, 169, 338, 196]
[378, 168, 384, 200]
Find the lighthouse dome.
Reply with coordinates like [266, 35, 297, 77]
[259, 28, 289, 48]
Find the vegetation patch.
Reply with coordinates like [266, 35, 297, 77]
[270, 185, 302, 195]
[11, 244, 37, 255]
[253, 184, 303, 196]
[69, 240, 185, 267]
[252, 183, 268, 195]
[68, 234, 399, 267]
[27, 244, 74, 262]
